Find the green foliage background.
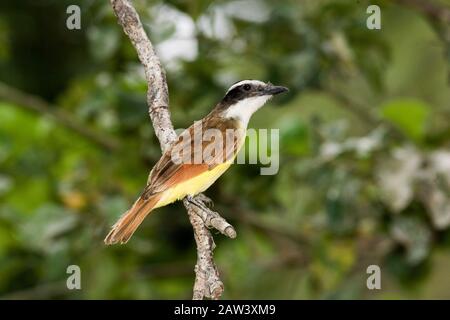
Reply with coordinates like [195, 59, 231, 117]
[0, 0, 449, 299]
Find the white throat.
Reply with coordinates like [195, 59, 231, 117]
[224, 95, 271, 126]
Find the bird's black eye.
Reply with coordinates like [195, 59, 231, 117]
[243, 84, 251, 91]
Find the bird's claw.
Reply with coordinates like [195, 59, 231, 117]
[195, 194, 214, 208]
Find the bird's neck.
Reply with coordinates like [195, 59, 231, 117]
[222, 96, 271, 127]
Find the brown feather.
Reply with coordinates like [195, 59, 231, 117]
[104, 193, 162, 245]
[145, 117, 242, 195]
[105, 115, 243, 244]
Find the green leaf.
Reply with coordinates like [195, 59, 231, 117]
[279, 119, 310, 156]
[380, 98, 430, 142]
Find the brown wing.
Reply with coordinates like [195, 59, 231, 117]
[104, 117, 242, 244]
[142, 117, 242, 199]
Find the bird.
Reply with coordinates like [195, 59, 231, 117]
[104, 80, 288, 244]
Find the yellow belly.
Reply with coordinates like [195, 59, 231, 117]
[154, 161, 233, 208]
[154, 121, 246, 209]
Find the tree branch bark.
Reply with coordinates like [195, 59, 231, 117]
[110, 0, 235, 300]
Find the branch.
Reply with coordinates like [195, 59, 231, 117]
[110, 0, 235, 300]
[328, 88, 407, 141]
[393, 0, 450, 24]
[0, 82, 120, 151]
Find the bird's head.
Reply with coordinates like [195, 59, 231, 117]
[220, 80, 288, 125]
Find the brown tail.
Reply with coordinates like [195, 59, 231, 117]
[104, 193, 161, 245]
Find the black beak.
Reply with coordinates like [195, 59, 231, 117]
[263, 84, 289, 95]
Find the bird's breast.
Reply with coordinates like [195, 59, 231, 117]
[154, 125, 246, 209]
[154, 161, 234, 208]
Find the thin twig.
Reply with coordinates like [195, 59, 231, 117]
[0, 82, 120, 151]
[393, 0, 450, 24]
[329, 88, 407, 141]
[110, 0, 234, 299]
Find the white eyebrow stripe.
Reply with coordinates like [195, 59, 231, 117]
[226, 80, 266, 93]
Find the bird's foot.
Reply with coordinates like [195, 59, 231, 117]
[194, 193, 214, 208]
[184, 195, 236, 239]
[186, 195, 210, 212]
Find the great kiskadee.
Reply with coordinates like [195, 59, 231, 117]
[105, 80, 288, 244]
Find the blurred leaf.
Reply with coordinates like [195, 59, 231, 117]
[420, 151, 450, 230]
[87, 26, 119, 61]
[376, 146, 422, 212]
[20, 205, 78, 253]
[380, 98, 430, 142]
[279, 119, 310, 156]
[391, 217, 432, 265]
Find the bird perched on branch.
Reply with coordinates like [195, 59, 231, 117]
[105, 80, 288, 244]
